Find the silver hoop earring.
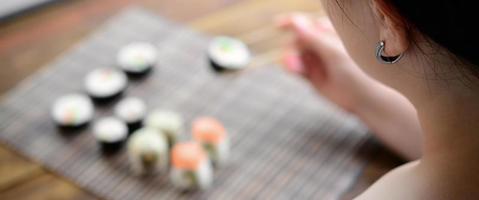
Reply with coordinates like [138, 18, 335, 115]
[376, 41, 403, 64]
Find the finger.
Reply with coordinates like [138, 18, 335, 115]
[301, 49, 327, 84]
[315, 17, 336, 33]
[285, 37, 329, 82]
[275, 13, 312, 29]
[274, 13, 295, 28]
[281, 48, 306, 76]
[281, 15, 343, 60]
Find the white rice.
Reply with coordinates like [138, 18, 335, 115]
[114, 97, 146, 123]
[215, 139, 230, 166]
[85, 67, 127, 98]
[92, 117, 128, 143]
[117, 42, 158, 73]
[208, 36, 251, 69]
[51, 94, 94, 126]
[144, 110, 183, 145]
[127, 128, 168, 175]
[170, 159, 213, 190]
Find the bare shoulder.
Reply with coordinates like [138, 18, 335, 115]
[354, 161, 422, 200]
[354, 160, 479, 200]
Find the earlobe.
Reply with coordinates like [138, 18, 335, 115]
[370, 0, 409, 57]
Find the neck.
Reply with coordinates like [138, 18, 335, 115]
[415, 83, 479, 165]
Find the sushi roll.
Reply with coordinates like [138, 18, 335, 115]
[192, 117, 229, 166]
[117, 42, 158, 78]
[208, 36, 251, 72]
[144, 110, 183, 149]
[51, 94, 94, 130]
[92, 117, 128, 153]
[128, 127, 168, 175]
[85, 67, 127, 103]
[114, 97, 146, 134]
[170, 142, 213, 190]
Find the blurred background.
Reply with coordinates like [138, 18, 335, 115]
[0, 0, 403, 199]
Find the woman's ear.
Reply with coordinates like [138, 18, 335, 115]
[370, 0, 409, 57]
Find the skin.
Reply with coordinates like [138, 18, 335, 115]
[278, 0, 479, 199]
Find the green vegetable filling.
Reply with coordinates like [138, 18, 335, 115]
[218, 39, 235, 53]
[184, 171, 198, 188]
[141, 151, 158, 172]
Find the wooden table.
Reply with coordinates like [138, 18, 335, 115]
[0, 0, 404, 199]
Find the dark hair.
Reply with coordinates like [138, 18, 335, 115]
[387, 1, 479, 78]
[334, 0, 479, 80]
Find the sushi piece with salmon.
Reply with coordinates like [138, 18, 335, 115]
[127, 127, 168, 175]
[144, 110, 183, 149]
[84, 67, 127, 103]
[192, 117, 230, 166]
[51, 94, 94, 130]
[117, 42, 158, 78]
[208, 36, 251, 72]
[170, 142, 213, 190]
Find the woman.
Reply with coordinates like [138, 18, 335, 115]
[278, 1, 479, 199]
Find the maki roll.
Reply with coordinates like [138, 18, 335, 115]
[144, 110, 183, 149]
[208, 36, 251, 72]
[192, 117, 229, 166]
[114, 97, 146, 134]
[85, 67, 127, 103]
[51, 94, 94, 130]
[128, 127, 168, 175]
[117, 42, 158, 78]
[93, 117, 128, 153]
[170, 141, 213, 190]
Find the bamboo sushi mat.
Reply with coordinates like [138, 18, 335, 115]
[0, 7, 374, 200]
